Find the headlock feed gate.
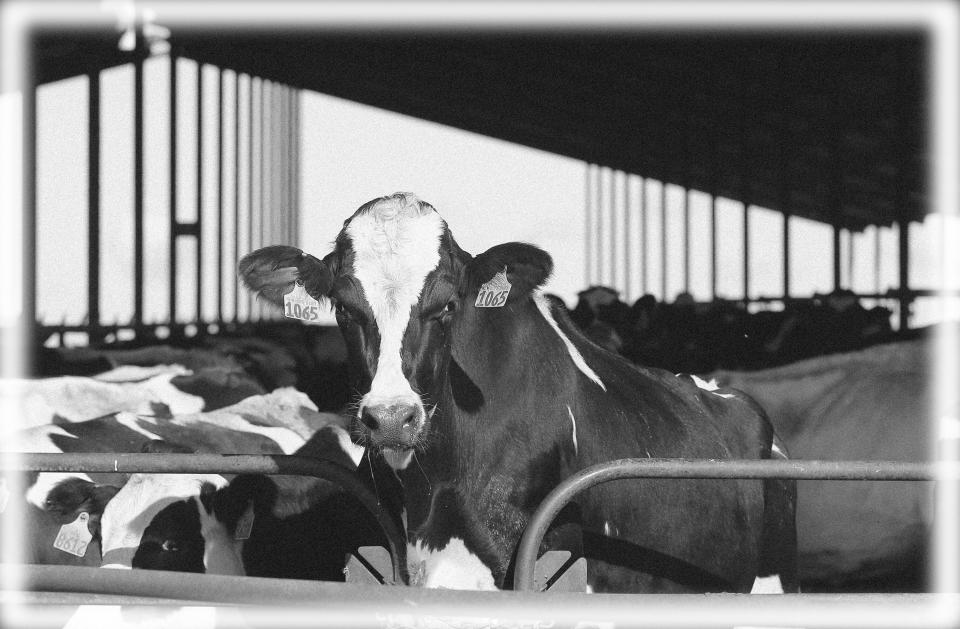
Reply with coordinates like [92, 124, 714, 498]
[3, 4, 958, 629]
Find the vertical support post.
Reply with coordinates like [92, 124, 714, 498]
[783, 214, 791, 299]
[217, 67, 224, 324]
[168, 53, 178, 324]
[710, 195, 717, 301]
[897, 219, 910, 330]
[22, 76, 37, 369]
[833, 224, 842, 291]
[247, 77, 255, 319]
[233, 72, 241, 322]
[292, 87, 300, 248]
[196, 63, 203, 325]
[133, 56, 144, 327]
[683, 188, 690, 295]
[87, 70, 101, 336]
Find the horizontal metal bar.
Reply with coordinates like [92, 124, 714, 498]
[4, 453, 405, 584]
[6, 565, 958, 628]
[513, 457, 950, 591]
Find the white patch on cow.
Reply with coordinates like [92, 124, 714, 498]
[533, 293, 606, 392]
[2, 424, 94, 508]
[197, 497, 246, 576]
[407, 537, 497, 590]
[750, 574, 784, 594]
[0, 371, 203, 432]
[93, 363, 191, 382]
[585, 584, 594, 593]
[346, 193, 444, 423]
[771, 442, 787, 458]
[99, 473, 228, 569]
[113, 411, 164, 442]
[333, 425, 365, 467]
[688, 373, 737, 399]
[383, 447, 414, 471]
[567, 405, 578, 456]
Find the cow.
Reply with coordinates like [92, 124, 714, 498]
[1, 387, 338, 569]
[709, 338, 935, 591]
[97, 424, 394, 582]
[1, 362, 271, 435]
[239, 191, 798, 593]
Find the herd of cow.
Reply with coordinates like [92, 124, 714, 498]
[1, 193, 935, 604]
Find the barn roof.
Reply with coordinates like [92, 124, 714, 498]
[29, 26, 929, 231]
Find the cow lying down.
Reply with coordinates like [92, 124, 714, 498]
[3, 387, 391, 581]
[1, 362, 269, 435]
[97, 426, 391, 582]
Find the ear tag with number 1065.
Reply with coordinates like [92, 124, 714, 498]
[284, 281, 322, 322]
[475, 267, 512, 308]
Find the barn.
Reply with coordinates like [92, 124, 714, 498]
[1, 2, 958, 627]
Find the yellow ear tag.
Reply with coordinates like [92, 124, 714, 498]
[53, 512, 93, 557]
[283, 280, 322, 322]
[475, 267, 512, 308]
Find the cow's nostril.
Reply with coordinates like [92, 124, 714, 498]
[399, 407, 417, 427]
[359, 409, 380, 431]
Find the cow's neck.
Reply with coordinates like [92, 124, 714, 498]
[403, 301, 586, 586]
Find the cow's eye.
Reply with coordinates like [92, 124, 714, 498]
[161, 540, 180, 552]
[334, 302, 351, 321]
[439, 299, 458, 322]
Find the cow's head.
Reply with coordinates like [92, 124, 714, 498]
[241, 194, 464, 468]
[241, 194, 554, 472]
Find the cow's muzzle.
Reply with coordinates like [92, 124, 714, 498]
[358, 402, 421, 449]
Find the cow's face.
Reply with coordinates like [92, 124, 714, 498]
[240, 193, 469, 470]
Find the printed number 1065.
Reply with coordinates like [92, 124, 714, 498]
[285, 302, 319, 321]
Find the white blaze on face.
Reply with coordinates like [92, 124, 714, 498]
[99, 473, 228, 569]
[346, 195, 444, 450]
[407, 537, 497, 590]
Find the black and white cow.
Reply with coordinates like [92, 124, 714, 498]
[97, 424, 393, 582]
[240, 192, 797, 593]
[1, 387, 336, 569]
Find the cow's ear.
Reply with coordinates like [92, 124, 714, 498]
[238, 245, 333, 307]
[466, 242, 553, 300]
[45, 477, 120, 519]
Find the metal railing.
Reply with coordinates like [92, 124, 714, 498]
[3, 452, 405, 584]
[513, 457, 951, 591]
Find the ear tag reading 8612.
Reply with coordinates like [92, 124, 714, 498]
[475, 267, 512, 308]
[283, 280, 322, 322]
[53, 512, 93, 557]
